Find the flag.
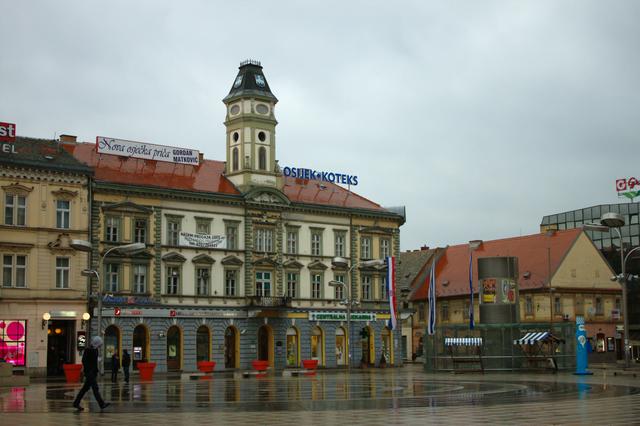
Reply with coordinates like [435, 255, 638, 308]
[427, 261, 436, 335]
[469, 252, 475, 330]
[386, 256, 397, 330]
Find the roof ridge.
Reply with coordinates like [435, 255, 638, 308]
[444, 228, 581, 250]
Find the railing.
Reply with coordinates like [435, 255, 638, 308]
[248, 296, 291, 307]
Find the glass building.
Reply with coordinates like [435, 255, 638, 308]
[541, 202, 640, 356]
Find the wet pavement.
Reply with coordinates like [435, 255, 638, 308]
[2, 365, 640, 424]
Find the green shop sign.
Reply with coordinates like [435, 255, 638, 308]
[308, 312, 377, 322]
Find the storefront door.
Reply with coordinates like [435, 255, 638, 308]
[335, 327, 347, 366]
[166, 326, 181, 371]
[132, 324, 149, 369]
[286, 327, 299, 367]
[46, 320, 74, 376]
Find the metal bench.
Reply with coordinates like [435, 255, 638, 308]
[444, 337, 484, 373]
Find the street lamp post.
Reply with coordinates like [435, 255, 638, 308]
[330, 257, 384, 371]
[71, 240, 145, 374]
[583, 212, 632, 368]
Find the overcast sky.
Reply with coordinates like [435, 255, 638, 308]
[2, 1, 639, 250]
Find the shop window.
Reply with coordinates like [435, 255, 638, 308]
[255, 228, 274, 252]
[133, 264, 147, 294]
[55, 257, 70, 289]
[596, 333, 606, 353]
[225, 269, 237, 296]
[255, 271, 271, 297]
[4, 193, 26, 226]
[196, 267, 210, 296]
[105, 263, 120, 292]
[0, 320, 26, 366]
[166, 217, 181, 246]
[105, 216, 120, 242]
[361, 275, 371, 300]
[380, 238, 390, 259]
[2, 254, 27, 288]
[311, 230, 322, 257]
[334, 231, 346, 257]
[360, 236, 371, 260]
[286, 272, 298, 298]
[311, 273, 323, 299]
[334, 274, 345, 299]
[56, 200, 70, 229]
[134, 218, 147, 244]
[166, 266, 180, 295]
[196, 326, 210, 362]
[225, 222, 239, 250]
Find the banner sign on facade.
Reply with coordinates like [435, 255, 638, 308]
[282, 166, 358, 186]
[308, 312, 376, 322]
[99, 307, 247, 318]
[96, 136, 200, 165]
[0, 122, 16, 142]
[616, 177, 640, 201]
[179, 232, 226, 248]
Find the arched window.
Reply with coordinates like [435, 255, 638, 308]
[103, 325, 120, 372]
[258, 147, 267, 171]
[232, 147, 239, 171]
[132, 324, 149, 369]
[167, 326, 181, 371]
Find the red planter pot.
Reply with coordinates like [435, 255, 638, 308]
[302, 359, 319, 370]
[63, 363, 83, 383]
[197, 361, 216, 373]
[251, 360, 269, 372]
[137, 362, 157, 381]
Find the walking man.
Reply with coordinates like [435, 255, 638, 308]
[73, 336, 110, 411]
[122, 349, 131, 383]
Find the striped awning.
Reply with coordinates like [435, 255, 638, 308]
[513, 331, 551, 345]
[444, 337, 483, 346]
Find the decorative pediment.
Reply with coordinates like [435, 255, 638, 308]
[244, 187, 290, 206]
[2, 183, 33, 195]
[283, 259, 304, 269]
[253, 256, 278, 267]
[221, 255, 244, 266]
[47, 233, 74, 252]
[192, 253, 215, 264]
[51, 188, 78, 200]
[307, 260, 328, 270]
[162, 252, 186, 263]
[102, 201, 153, 215]
[359, 226, 394, 235]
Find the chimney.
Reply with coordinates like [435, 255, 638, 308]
[199, 152, 204, 163]
[59, 134, 77, 143]
[420, 245, 429, 251]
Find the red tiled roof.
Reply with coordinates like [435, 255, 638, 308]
[283, 177, 384, 211]
[65, 142, 386, 211]
[66, 142, 240, 195]
[410, 229, 585, 301]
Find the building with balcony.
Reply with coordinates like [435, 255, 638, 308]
[61, 60, 404, 372]
[0, 135, 93, 376]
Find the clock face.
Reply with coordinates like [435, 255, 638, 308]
[255, 74, 265, 87]
[233, 75, 243, 88]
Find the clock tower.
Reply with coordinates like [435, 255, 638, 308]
[223, 60, 281, 192]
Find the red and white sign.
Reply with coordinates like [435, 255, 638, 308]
[169, 310, 177, 317]
[0, 122, 16, 142]
[114, 307, 121, 316]
[96, 136, 199, 165]
[617, 177, 639, 192]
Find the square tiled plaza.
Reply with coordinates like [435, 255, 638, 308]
[2, 365, 640, 425]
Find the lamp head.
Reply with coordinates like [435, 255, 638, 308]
[70, 239, 92, 252]
[331, 257, 349, 269]
[600, 212, 625, 228]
